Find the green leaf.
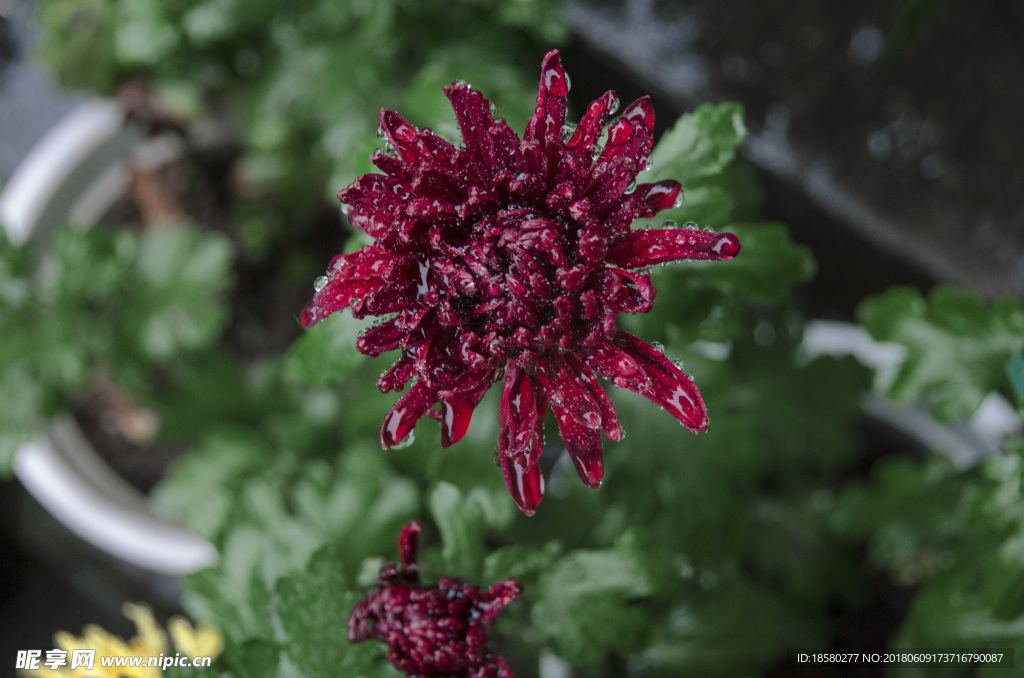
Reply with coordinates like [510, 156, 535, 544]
[151, 430, 271, 541]
[640, 579, 824, 675]
[274, 544, 395, 678]
[532, 532, 672, 667]
[858, 285, 1024, 420]
[129, 225, 233, 360]
[428, 481, 484, 582]
[283, 311, 372, 386]
[483, 541, 562, 584]
[641, 102, 747, 188]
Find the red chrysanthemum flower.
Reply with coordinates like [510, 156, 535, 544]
[302, 50, 740, 513]
[348, 521, 521, 678]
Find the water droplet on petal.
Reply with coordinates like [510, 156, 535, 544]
[391, 429, 416, 449]
[564, 71, 572, 91]
[489, 101, 497, 116]
[625, 178, 637, 193]
[644, 158, 653, 171]
[673, 193, 684, 209]
[561, 122, 577, 143]
[314, 276, 329, 292]
[376, 125, 387, 140]
[608, 93, 620, 116]
[455, 79, 471, 89]
[683, 221, 698, 230]
[652, 342, 666, 354]
[663, 220, 677, 229]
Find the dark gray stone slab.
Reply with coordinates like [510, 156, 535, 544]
[569, 0, 1024, 299]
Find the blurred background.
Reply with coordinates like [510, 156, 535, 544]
[0, 0, 1022, 676]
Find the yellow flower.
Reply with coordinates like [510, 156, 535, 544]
[18, 603, 221, 678]
[167, 616, 223, 660]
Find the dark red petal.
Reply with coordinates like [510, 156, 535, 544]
[500, 450, 544, 516]
[377, 356, 417, 393]
[567, 90, 618, 156]
[596, 95, 655, 171]
[338, 174, 412, 237]
[379, 109, 423, 165]
[498, 366, 547, 513]
[538, 356, 606, 489]
[607, 228, 741, 268]
[370, 152, 415, 183]
[398, 520, 421, 566]
[602, 268, 656, 314]
[356, 317, 404, 356]
[626, 180, 682, 219]
[381, 381, 437, 448]
[443, 82, 497, 180]
[623, 95, 655, 135]
[300, 247, 393, 327]
[566, 353, 623, 442]
[538, 355, 603, 431]
[612, 332, 708, 432]
[481, 579, 521, 623]
[347, 599, 372, 642]
[550, 399, 604, 489]
[524, 50, 569, 147]
[435, 399, 475, 448]
[585, 156, 636, 211]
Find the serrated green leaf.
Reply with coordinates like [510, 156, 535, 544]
[641, 102, 747, 188]
[274, 544, 391, 678]
[533, 533, 671, 667]
[152, 430, 272, 541]
[283, 311, 372, 386]
[129, 225, 233, 360]
[858, 285, 1024, 420]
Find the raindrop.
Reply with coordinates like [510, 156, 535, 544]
[652, 342, 666, 354]
[392, 429, 416, 450]
[625, 178, 637, 193]
[848, 25, 883, 65]
[702, 226, 717, 233]
[644, 158, 653, 171]
[561, 122, 577, 143]
[489, 101, 497, 116]
[607, 93, 620, 116]
[683, 221, 698, 230]
[376, 125, 387, 140]
[867, 130, 892, 159]
[314, 276, 329, 292]
[673, 192, 684, 209]
[341, 204, 352, 216]
[662, 220, 677, 229]
[564, 71, 572, 91]
[455, 78, 471, 89]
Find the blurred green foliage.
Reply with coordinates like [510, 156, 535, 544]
[35, 0, 564, 209]
[858, 285, 1024, 420]
[0, 224, 232, 474]
[16, 8, 1024, 671]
